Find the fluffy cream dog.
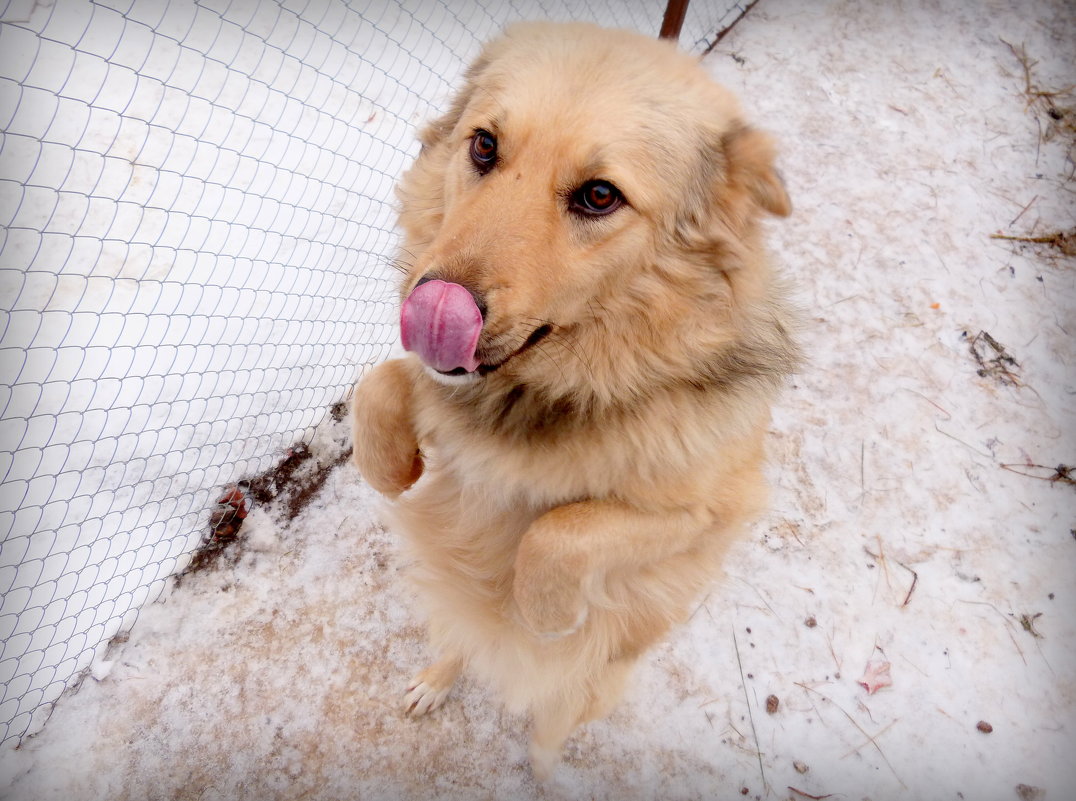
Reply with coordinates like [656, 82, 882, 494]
[351, 21, 796, 777]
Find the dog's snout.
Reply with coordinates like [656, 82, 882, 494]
[413, 273, 488, 320]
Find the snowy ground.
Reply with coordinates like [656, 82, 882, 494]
[2, 0, 1074, 799]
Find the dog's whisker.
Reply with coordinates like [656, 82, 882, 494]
[586, 298, 612, 319]
[553, 336, 596, 382]
[396, 205, 446, 214]
[520, 317, 595, 384]
[530, 340, 572, 393]
[371, 256, 409, 276]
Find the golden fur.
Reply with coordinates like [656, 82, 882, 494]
[350, 21, 796, 777]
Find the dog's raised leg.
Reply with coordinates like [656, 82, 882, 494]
[404, 656, 463, 717]
[351, 358, 423, 498]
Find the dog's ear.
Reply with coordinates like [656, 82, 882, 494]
[721, 125, 791, 218]
[674, 124, 789, 267]
[417, 54, 490, 151]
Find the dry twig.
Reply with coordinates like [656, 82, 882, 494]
[863, 545, 919, 608]
[733, 628, 768, 794]
[841, 718, 900, 758]
[990, 230, 1076, 256]
[1008, 195, 1038, 227]
[795, 683, 905, 787]
[1000, 462, 1075, 486]
[966, 330, 1022, 386]
[788, 788, 833, 800]
[1000, 39, 1075, 108]
[956, 600, 1028, 665]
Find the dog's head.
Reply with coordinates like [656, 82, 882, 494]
[395, 22, 793, 413]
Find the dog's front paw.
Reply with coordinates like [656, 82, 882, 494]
[351, 359, 423, 498]
[512, 536, 588, 640]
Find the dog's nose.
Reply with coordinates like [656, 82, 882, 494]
[414, 274, 487, 320]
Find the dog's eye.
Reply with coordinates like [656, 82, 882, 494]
[571, 180, 623, 216]
[470, 130, 497, 173]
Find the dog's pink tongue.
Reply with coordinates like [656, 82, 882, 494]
[401, 279, 482, 373]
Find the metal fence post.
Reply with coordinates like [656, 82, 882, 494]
[660, 0, 690, 40]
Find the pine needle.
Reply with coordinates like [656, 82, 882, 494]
[732, 628, 767, 794]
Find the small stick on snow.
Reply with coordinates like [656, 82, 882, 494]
[868, 537, 892, 590]
[1007, 195, 1038, 227]
[933, 422, 993, 458]
[859, 440, 865, 504]
[999, 463, 1075, 486]
[1000, 39, 1075, 103]
[901, 566, 919, 607]
[841, 718, 900, 759]
[795, 682, 906, 788]
[957, 600, 1028, 665]
[732, 628, 767, 794]
[687, 591, 715, 622]
[990, 231, 1074, 253]
[736, 578, 782, 620]
[864, 545, 916, 607]
[824, 630, 842, 674]
[788, 787, 834, 800]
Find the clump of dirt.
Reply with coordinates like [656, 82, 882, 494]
[1015, 783, 1046, 801]
[180, 403, 353, 580]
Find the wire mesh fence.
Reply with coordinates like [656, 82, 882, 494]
[683, 0, 752, 51]
[0, 0, 746, 748]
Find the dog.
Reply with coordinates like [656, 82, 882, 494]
[350, 21, 796, 777]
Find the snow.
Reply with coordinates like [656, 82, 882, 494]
[2, 0, 1074, 799]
